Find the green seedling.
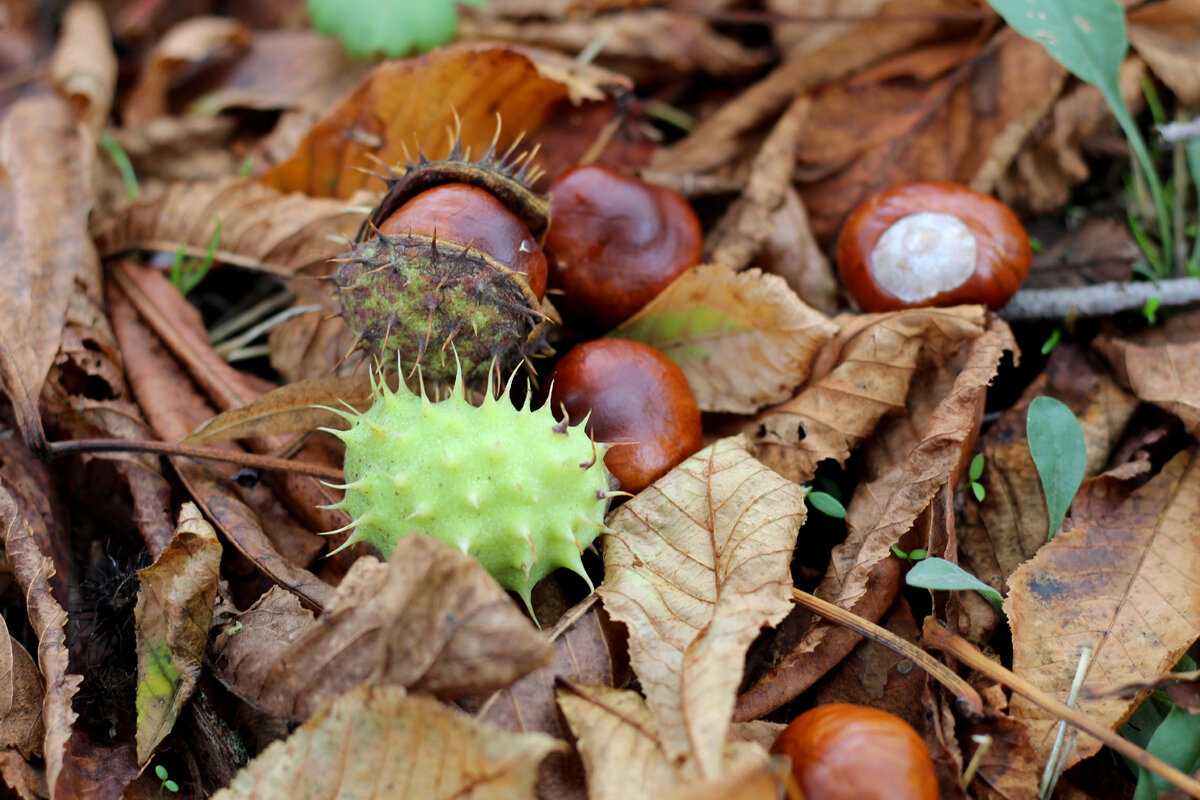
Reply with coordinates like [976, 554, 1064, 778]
[905, 557, 1003, 612]
[1120, 656, 1200, 800]
[155, 764, 179, 797]
[890, 545, 927, 564]
[965, 452, 986, 502]
[1143, 294, 1161, 324]
[307, 0, 488, 57]
[1041, 328, 1062, 356]
[99, 132, 140, 202]
[169, 216, 222, 297]
[1027, 397, 1087, 540]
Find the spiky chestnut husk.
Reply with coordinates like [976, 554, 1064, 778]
[322, 366, 615, 611]
[335, 131, 554, 381]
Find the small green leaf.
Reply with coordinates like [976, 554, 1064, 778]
[908, 549, 927, 561]
[905, 557, 1003, 611]
[1028, 236, 1045, 253]
[306, 0, 488, 57]
[1041, 328, 1062, 355]
[155, 765, 168, 781]
[99, 132, 140, 202]
[1027, 396, 1087, 540]
[807, 490, 847, 519]
[1131, 704, 1200, 800]
[1143, 295, 1161, 325]
[971, 481, 986, 503]
[968, 453, 985, 482]
[891, 544, 910, 560]
[164, 779, 179, 793]
[815, 477, 844, 503]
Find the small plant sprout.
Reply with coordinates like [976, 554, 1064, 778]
[169, 216, 222, 297]
[806, 486, 847, 519]
[155, 764, 179, 796]
[99, 132, 140, 202]
[905, 557, 1003, 612]
[891, 545, 928, 564]
[1041, 328, 1062, 356]
[1026, 397, 1087, 540]
[1143, 294, 1161, 325]
[965, 453, 986, 502]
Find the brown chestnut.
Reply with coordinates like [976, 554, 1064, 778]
[771, 703, 939, 800]
[544, 166, 703, 329]
[837, 182, 1031, 312]
[379, 182, 548, 300]
[541, 338, 702, 494]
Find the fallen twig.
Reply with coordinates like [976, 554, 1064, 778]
[1000, 276, 1200, 321]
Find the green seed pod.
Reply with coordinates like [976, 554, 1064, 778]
[322, 366, 614, 611]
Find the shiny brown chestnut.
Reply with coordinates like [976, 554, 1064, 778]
[541, 338, 702, 494]
[544, 166, 703, 329]
[837, 182, 1031, 312]
[771, 703, 939, 800]
[379, 182, 548, 300]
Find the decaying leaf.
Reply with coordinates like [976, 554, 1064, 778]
[134, 503, 222, 763]
[0, 613, 43, 759]
[558, 683, 772, 800]
[615, 265, 836, 414]
[210, 536, 551, 720]
[1097, 334, 1200, 436]
[752, 305, 988, 483]
[1129, 0, 1200, 105]
[599, 436, 805, 779]
[1006, 448, 1200, 765]
[213, 686, 562, 800]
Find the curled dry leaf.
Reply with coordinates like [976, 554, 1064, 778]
[262, 44, 630, 199]
[752, 305, 988, 484]
[759, 187, 837, 312]
[134, 503, 222, 763]
[599, 436, 806, 779]
[557, 683, 771, 800]
[614, 265, 836, 414]
[0, 93, 97, 452]
[0, 613, 43, 759]
[210, 536, 551, 720]
[1005, 447, 1200, 765]
[1129, 0, 1200, 106]
[49, 1, 117, 130]
[93, 178, 366, 277]
[738, 317, 1014, 719]
[213, 686, 562, 800]
[1096, 334, 1200, 436]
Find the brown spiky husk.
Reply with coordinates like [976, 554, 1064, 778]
[334, 232, 551, 381]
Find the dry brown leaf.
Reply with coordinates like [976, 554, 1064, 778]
[792, 27, 1064, 240]
[262, 44, 629, 199]
[134, 503, 222, 763]
[0, 750, 47, 800]
[0, 614, 43, 758]
[752, 305, 987, 483]
[1024, 218, 1141, 289]
[665, 761, 790, 800]
[183, 373, 375, 445]
[1006, 448, 1200, 765]
[210, 537, 551, 720]
[738, 317, 1014, 719]
[558, 683, 772, 800]
[473, 598, 628, 800]
[49, 1, 117, 129]
[214, 686, 561, 800]
[1097, 335, 1200, 435]
[93, 178, 365, 276]
[1129, 0, 1200, 105]
[0, 93, 97, 452]
[614, 265, 836, 414]
[123, 16, 252, 126]
[758, 187, 838, 313]
[599, 436, 805, 778]
[705, 96, 810, 272]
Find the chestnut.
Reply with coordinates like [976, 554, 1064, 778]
[837, 182, 1031, 312]
[544, 166, 703, 329]
[379, 182, 548, 300]
[541, 338, 702, 494]
[771, 703, 939, 800]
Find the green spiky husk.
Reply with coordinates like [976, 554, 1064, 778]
[333, 233, 550, 381]
[324, 368, 613, 608]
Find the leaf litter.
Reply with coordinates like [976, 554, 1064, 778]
[1, 3, 1200, 799]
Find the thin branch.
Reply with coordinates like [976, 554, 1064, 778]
[44, 438, 344, 481]
[1000, 276, 1200, 321]
[924, 620, 1200, 800]
[790, 589, 984, 717]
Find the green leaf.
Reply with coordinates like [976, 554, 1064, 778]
[807, 490, 847, 519]
[155, 765, 168, 781]
[908, 549, 927, 561]
[165, 779, 180, 793]
[306, 0, 488, 58]
[891, 544, 910, 560]
[1142, 294, 1161, 325]
[905, 557, 1003, 611]
[1132, 704, 1200, 800]
[986, 0, 1170, 274]
[1027, 396, 1087, 540]
[971, 481, 986, 503]
[968, 452, 985, 482]
[1041, 328, 1061, 355]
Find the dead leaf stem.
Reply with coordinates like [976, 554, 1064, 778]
[923, 619, 1200, 799]
[789, 589, 984, 717]
[44, 438, 343, 481]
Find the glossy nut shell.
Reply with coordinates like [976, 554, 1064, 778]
[541, 338, 702, 494]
